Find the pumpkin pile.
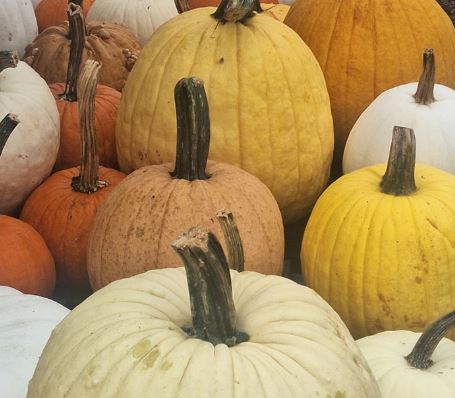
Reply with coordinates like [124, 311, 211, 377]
[2, 0, 455, 395]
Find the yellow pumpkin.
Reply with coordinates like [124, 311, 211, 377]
[116, 0, 333, 224]
[301, 126, 455, 338]
[285, 0, 455, 173]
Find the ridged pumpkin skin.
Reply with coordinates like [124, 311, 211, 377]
[49, 83, 120, 171]
[301, 164, 455, 339]
[116, 8, 333, 224]
[35, 0, 94, 32]
[88, 161, 285, 290]
[20, 167, 125, 292]
[23, 21, 141, 92]
[284, 0, 455, 170]
[0, 215, 55, 297]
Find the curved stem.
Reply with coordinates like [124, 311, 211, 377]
[413, 49, 435, 105]
[71, 60, 108, 193]
[0, 51, 18, 73]
[172, 227, 249, 346]
[217, 210, 244, 272]
[405, 310, 455, 369]
[170, 77, 210, 181]
[0, 114, 20, 156]
[212, 0, 262, 23]
[380, 126, 417, 196]
[60, 4, 86, 101]
[174, 0, 190, 13]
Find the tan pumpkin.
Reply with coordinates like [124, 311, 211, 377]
[285, 0, 455, 173]
[23, 4, 141, 92]
[20, 61, 125, 294]
[50, 5, 119, 171]
[88, 77, 285, 290]
[0, 114, 56, 297]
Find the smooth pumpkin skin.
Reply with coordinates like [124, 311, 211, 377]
[49, 83, 120, 171]
[27, 268, 381, 397]
[0, 216, 56, 297]
[35, 0, 94, 32]
[20, 167, 125, 292]
[116, 7, 333, 224]
[261, 3, 290, 22]
[301, 164, 455, 339]
[88, 161, 284, 290]
[284, 0, 455, 171]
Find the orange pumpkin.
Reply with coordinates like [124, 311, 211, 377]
[35, 0, 95, 32]
[50, 5, 119, 171]
[0, 114, 56, 297]
[20, 61, 125, 294]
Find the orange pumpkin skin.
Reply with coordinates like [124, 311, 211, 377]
[35, 0, 95, 32]
[23, 22, 140, 92]
[20, 167, 125, 292]
[49, 83, 120, 171]
[188, 0, 276, 8]
[0, 215, 56, 297]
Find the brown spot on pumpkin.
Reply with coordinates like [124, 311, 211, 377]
[132, 339, 151, 358]
[160, 360, 173, 370]
[218, 57, 224, 64]
[144, 348, 160, 368]
[378, 293, 391, 316]
[415, 276, 422, 284]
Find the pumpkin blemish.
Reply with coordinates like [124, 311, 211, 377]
[144, 348, 160, 368]
[132, 339, 151, 358]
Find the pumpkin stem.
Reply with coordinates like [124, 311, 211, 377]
[71, 60, 108, 193]
[380, 126, 417, 196]
[413, 49, 436, 105]
[60, 4, 86, 102]
[172, 227, 249, 346]
[217, 210, 244, 272]
[170, 77, 210, 181]
[0, 114, 20, 156]
[0, 50, 18, 73]
[405, 310, 455, 369]
[212, 0, 262, 23]
[174, 0, 190, 13]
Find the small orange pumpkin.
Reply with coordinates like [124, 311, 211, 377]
[20, 61, 125, 294]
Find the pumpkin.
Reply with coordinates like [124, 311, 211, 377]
[0, 114, 56, 297]
[301, 126, 455, 338]
[0, 0, 37, 58]
[115, 0, 333, 224]
[89, 77, 284, 290]
[343, 49, 455, 175]
[50, 5, 120, 171]
[0, 51, 60, 215]
[0, 286, 69, 398]
[23, 7, 141, 92]
[284, 0, 455, 174]
[21, 60, 125, 295]
[28, 220, 380, 397]
[261, 3, 289, 21]
[357, 310, 455, 397]
[35, 0, 94, 32]
[87, 0, 178, 47]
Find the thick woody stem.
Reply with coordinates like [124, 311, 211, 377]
[413, 49, 436, 105]
[217, 210, 244, 272]
[0, 114, 20, 156]
[0, 51, 18, 73]
[212, 0, 262, 23]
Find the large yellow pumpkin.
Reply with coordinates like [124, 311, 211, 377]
[285, 0, 455, 173]
[301, 126, 455, 339]
[116, 0, 333, 224]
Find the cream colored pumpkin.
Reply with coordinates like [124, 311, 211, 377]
[0, 0, 37, 58]
[0, 286, 69, 398]
[0, 53, 60, 215]
[344, 50, 455, 175]
[28, 227, 380, 397]
[86, 0, 178, 46]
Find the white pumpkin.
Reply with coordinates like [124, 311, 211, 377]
[357, 310, 455, 397]
[28, 226, 380, 398]
[0, 1, 38, 58]
[0, 286, 69, 398]
[86, 0, 178, 46]
[0, 51, 60, 215]
[343, 49, 455, 175]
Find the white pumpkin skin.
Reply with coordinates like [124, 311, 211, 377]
[86, 0, 178, 46]
[0, 61, 60, 215]
[30, 0, 42, 9]
[0, 1, 38, 58]
[28, 268, 380, 397]
[0, 286, 69, 398]
[357, 330, 455, 398]
[343, 83, 455, 174]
